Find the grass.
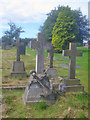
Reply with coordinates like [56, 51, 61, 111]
[2, 89, 88, 118]
[1, 46, 89, 118]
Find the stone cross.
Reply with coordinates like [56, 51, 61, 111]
[62, 43, 82, 79]
[36, 33, 45, 74]
[16, 38, 20, 61]
[47, 45, 55, 68]
[30, 33, 45, 74]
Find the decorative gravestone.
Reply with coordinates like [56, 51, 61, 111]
[23, 71, 56, 104]
[59, 43, 84, 92]
[30, 34, 57, 77]
[10, 38, 26, 77]
[30, 33, 45, 74]
[46, 45, 57, 77]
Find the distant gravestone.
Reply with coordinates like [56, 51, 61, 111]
[2, 43, 7, 50]
[19, 42, 26, 55]
[10, 38, 26, 77]
[46, 45, 57, 77]
[59, 43, 84, 93]
[45, 68, 57, 78]
[47, 45, 54, 68]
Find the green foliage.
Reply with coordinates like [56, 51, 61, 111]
[40, 5, 62, 41]
[52, 6, 78, 50]
[40, 5, 88, 49]
[2, 21, 24, 45]
[73, 9, 88, 43]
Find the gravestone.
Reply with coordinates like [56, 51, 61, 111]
[59, 43, 84, 92]
[30, 33, 48, 74]
[47, 45, 54, 68]
[10, 38, 26, 77]
[30, 35, 57, 77]
[46, 45, 57, 77]
[19, 42, 26, 55]
[23, 71, 56, 104]
[2, 42, 7, 50]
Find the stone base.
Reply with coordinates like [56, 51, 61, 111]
[23, 92, 56, 105]
[10, 61, 26, 77]
[45, 68, 57, 78]
[59, 78, 84, 93]
[22, 74, 56, 105]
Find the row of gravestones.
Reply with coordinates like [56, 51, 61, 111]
[10, 33, 84, 104]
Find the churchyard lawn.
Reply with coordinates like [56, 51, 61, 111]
[2, 46, 89, 118]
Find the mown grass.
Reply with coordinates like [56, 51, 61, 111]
[2, 46, 89, 118]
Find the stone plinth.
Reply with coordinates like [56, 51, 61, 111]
[11, 61, 26, 77]
[59, 78, 84, 93]
[23, 72, 56, 105]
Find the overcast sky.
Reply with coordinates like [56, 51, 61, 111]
[0, 0, 89, 38]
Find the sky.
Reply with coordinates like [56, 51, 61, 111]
[0, 0, 89, 39]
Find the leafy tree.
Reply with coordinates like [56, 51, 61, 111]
[73, 9, 88, 44]
[40, 5, 62, 41]
[40, 5, 88, 49]
[2, 22, 24, 45]
[52, 6, 82, 50]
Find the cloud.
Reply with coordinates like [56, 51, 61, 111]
[0, 0, 88, 23]
[0, 25, 9, 29]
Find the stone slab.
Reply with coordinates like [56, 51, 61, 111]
[45, 68, 57, 77]
[10, 61, 26, 77]
[63, 79, 80, 86]
[62, 85, 84, 92]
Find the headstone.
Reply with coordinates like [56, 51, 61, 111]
[30, 34, 58, 76]
[46, 45, 57, 77]
[47, 45, 54, 68]
[59, 43, 84, 93]
[19, 42, 26, 55]
[45, 68, 57, 78]
[23, 71, 56, 104]
[10, 38, 26, 77]
[62, 43, 82, 79]
[30, 33, 45, 74]
[2, 43, 7, 50]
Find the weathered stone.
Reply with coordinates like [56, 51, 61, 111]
[60, 43, 84, 93]
[51, 83, 59, 92]
[11, 61, 26, 77]
[63, 79, 80, 86]
[36, 33, 45, 74]
[45, 68, 57, 77]
[47, 45, 54, 68]
[23, 71, 56, 104]
[29, 33, 45, 74]
[30, 40, 37, 49]
[19, 42, 26, 55]
[62, 85, 84, 92]
[62, 43, 82, 79]
[10, 38, 26, 77]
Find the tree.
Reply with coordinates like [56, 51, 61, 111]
[40, 5, 88, 48]
[2, 22, 24, 45]
[40, 5, 62, 41]
[73, 9, 88, 44]
[52, 6, 82, 51]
